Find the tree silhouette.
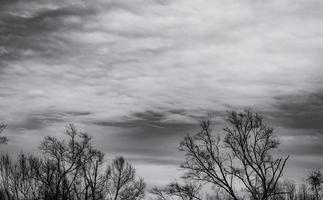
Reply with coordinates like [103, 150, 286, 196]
[307, 170, 323, 200]
[270, 180, 296, 200]
[0, 124, 145, 200]
[0, 123, 8, 144]
[36, 124, 94, 200]
[176, 110, 289, 200]
[101, 157, 145, 200]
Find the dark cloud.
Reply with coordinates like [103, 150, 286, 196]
[0, 0, 97, 65]
[281, 140, 323, 156]
[93, 119, 197, 152]
[272, 91, 323, 130]
[7, 109, 93, 132]
[11, 116, 49, 131]
[261, 90, 323, 175]
[8, 113, 62, 132]
[126, 155, 182, 166]
[94, 110, 180, 128]
[64, 111, 92, 116]
[133, 110, 166, 123]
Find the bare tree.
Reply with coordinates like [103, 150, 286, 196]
[0, 153, 42, 200]
[78, 147, 105, 200]
[102, 157, 145, 200]
[307, 170, 323, 200]
[0, 123, 145, 200]
[179, 110, 289, 200]
[297, 183, 314, 200]
[11, 154, 42, 200]
[282, 181, 296, 200]
[36, 124, 96, 200]
[0, 154, 14, 200]
[270, 180, 296, 200]
[0, 123, 8, 144]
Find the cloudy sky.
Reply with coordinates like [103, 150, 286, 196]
[0, 0, 323, 187]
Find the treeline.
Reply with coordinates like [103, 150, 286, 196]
[0, 124, 145, 200]
[0, 111, 322, 200]
[151, 111, 322, 200]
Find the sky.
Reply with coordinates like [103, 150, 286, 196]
[0, 0, 323, 188]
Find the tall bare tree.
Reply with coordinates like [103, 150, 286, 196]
[27, 124, 108, 200]
[77, 147, 105, 200]
[0, 154, 14, 200]
[36, 124, 94, 200]
[179, 110, 289, 200]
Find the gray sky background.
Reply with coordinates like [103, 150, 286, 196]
[1, 0, 323, 187]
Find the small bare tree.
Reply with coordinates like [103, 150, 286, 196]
[307, 170, 323, 200]
[179, 110, 289, 200]
[102, 157, 145, 200]
[269, 180, 296, 200]
[0, 123, 8, 144]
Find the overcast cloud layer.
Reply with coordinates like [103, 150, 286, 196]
[1, 0, 323, 186]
